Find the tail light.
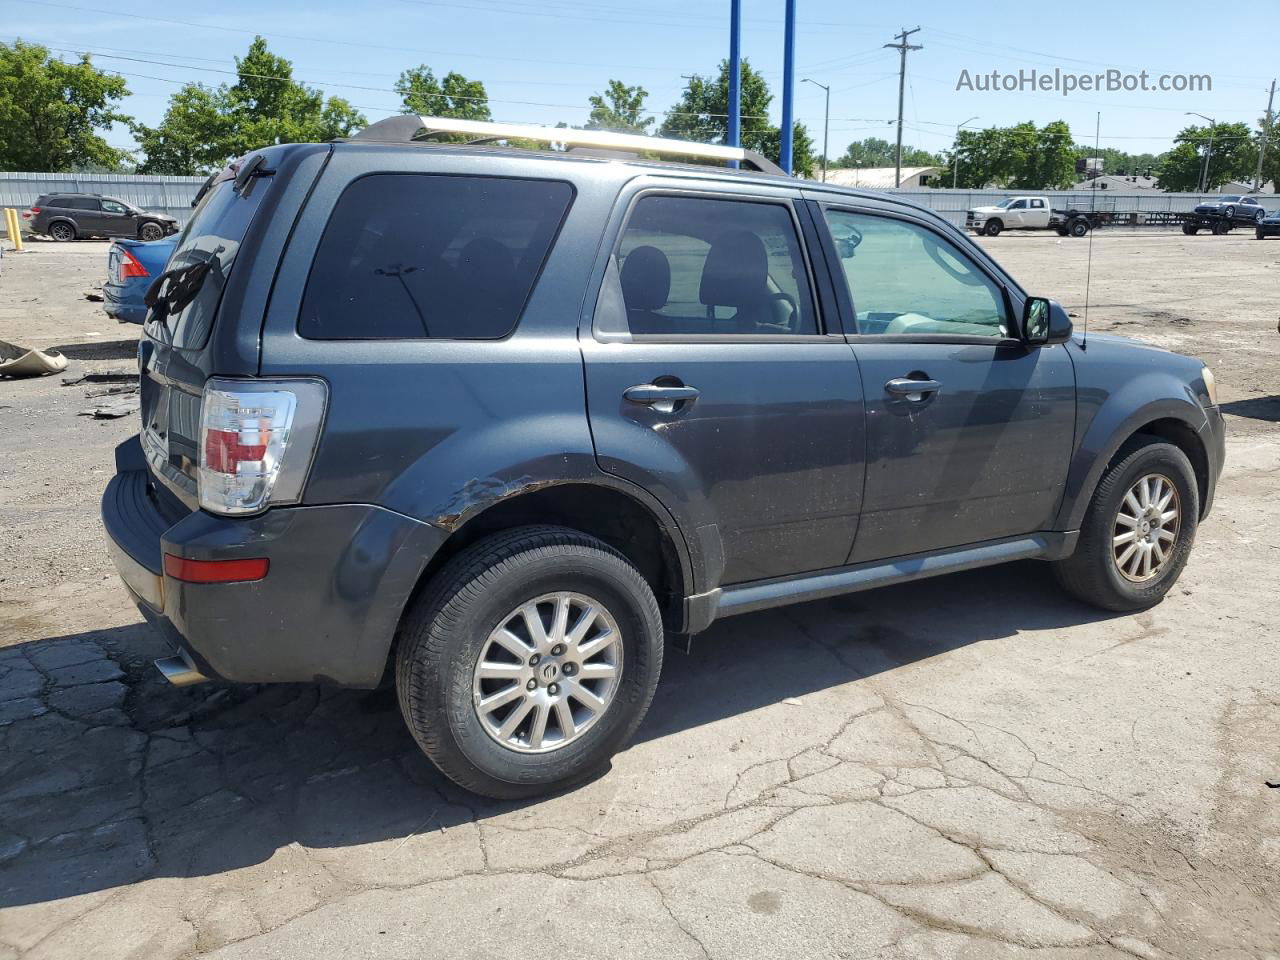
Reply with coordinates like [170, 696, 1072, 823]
[118, 247, 149, 280]
[198, 378, 327, 515]
[23, 207, 38, 219]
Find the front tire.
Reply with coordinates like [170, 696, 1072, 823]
[396, 526, 664, 799]
[139, 222, 165, 242]
[1069, 218, 1090, 237]
[1052, 441, 1198, 612]
[983, 220, 1002, 237]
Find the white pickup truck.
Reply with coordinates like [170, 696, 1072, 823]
[965, 196, 1053, 236]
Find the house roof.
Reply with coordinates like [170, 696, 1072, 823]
[1072, 175, 1162, 191]
[823, 166, 940, 189]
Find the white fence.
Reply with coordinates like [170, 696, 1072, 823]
[2, 171, 1275, 237]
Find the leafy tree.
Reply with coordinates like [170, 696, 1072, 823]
[660, 59, 815, 178]
[1158, 121, 1256, 192]
[0, 40, 131, 171]
[586, 80, 653, 134]
[832, 137, 938, 168]
[396, 66, 491, 121]
[135, 37, 365, 175]
[937, 121, 1076, 189]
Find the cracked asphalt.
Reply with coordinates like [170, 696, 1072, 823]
[2, 237, 1279, 959]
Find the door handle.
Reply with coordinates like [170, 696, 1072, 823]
[624, 383, 700, 405]
[885, 377, 941, 399]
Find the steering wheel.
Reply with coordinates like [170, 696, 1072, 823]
[764, 291, 800, 331]
[922, 235, 986, 287]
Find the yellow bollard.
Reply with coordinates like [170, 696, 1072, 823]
[6, 208, 25, 252]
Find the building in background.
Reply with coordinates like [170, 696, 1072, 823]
[824, 166, 941, 189]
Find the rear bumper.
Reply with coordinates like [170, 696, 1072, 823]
[101, 437, 446, 687]
[101, 281, 147, 324]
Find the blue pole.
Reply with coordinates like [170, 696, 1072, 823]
[780, 0, 796, 174]
[728, 0, 741, 164]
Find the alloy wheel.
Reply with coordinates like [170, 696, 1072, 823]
[472, 592, 623, 753]
[1113, 473, 1180, 582]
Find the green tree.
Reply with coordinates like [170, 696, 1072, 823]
[938, 121, 1075, 189]
[135, 37, 365, 175]
[396, 66, 491, 120]
[0, 40, 131, 171]
[659, 59, 815, 178]
[1158, 121, 1256, 192]
[832, 136, 938, 168]
[586, 80, 652, 134]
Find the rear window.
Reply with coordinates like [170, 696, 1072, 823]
[145, 174, 267, 350]
[299, 174, 574, 340]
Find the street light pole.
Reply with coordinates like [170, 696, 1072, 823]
[1186, 112, 1215, 194]
[803, 78, 830, 181]
[727, 0, 741, 166]
[780, 0, 797, 175]
[952, 115, 978, 189]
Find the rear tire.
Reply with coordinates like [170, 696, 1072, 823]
[49, 221, 75, 242]
[396, 525, 664, 799]
[1052, 441, 1198, 612]
[1182, 224, 1198, 235]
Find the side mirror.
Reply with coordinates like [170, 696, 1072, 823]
[1021, 296, 1072, 346]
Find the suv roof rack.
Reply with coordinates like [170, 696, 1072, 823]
[346, 115, 787, 177]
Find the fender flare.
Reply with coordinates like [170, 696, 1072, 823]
[1055, 387, 1208, 531]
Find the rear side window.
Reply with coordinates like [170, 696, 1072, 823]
[58, 197, 98, 210]
[145, 175, 268, 350]
[299, 174, 574, 340]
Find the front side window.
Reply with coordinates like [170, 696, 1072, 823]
[300, 174, 573, 340]
[1009, 199, 1027, 209]
[611, 195, 817, 336]
[101, 200, 127, 214]
[824, 209, 1008, 338]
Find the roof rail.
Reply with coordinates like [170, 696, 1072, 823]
[347, 115, 787, 177]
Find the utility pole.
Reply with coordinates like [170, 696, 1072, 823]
[952, 115, 978, 189]
[884, 26, 922, 188]
[727, 0, 741, 167]
[780, 0, 797, 174]
[803, 78, 830, 181]
[1187, 112, 1215, 194]
[1254, 79, 1276, 192]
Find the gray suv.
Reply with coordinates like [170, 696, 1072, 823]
[29, 193, 179, 242]
[102, 117, 1225, 799]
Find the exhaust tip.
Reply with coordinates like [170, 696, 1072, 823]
[155, 653, 209, 687]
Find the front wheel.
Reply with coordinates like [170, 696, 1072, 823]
[139, 222, 165, 242]
[1069, 218, 1090, 237]
[1052, 441, 1198, 612]
[983, 220, 1002, 237]
[396, 526, 664, 799]
[1255, 208, 1266, 223]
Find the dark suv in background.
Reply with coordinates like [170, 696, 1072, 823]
[102, 117, 1225, 799]
[27, 193, 179, 242]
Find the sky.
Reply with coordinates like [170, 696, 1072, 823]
[5, 0, 1278, 162]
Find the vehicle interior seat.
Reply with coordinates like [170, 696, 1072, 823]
[619, 244, 674, 334]
[699, 228, 775, 333]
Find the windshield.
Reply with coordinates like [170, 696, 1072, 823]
[144, 173, 267, 350]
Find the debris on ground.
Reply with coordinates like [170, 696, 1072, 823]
[78, 394, 140, 419]
[62, 370, 136, 386]
[84, 383, 139, 399]
[84, 289, 104, 302]
[0, 338, 68, 378]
